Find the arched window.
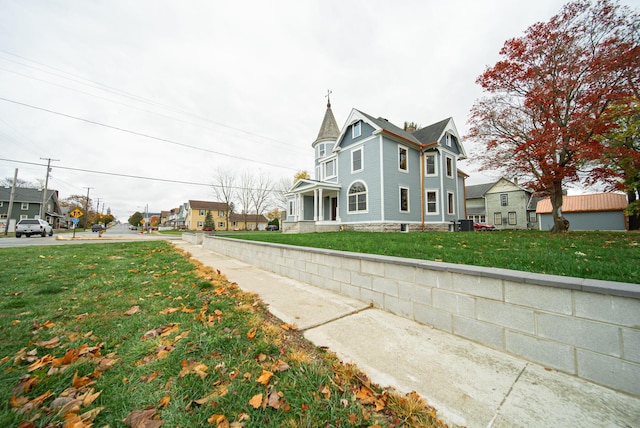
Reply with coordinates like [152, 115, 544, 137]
[348, 181, 367, 213]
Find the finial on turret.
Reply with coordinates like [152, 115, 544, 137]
[325, 89, 332, 108]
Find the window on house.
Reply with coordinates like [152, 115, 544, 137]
[528, 211, 537, 223]
[0, 201, 3, 207]
[351, 148, 363, 172]
[288, 200, 296, 216]
[447, 192, 455, 215]
[445, 133, 451, 146]
[494, 212, 503, 225]
[348, 181, 367, 213]
[20, 214, 28, 220]
[426, 191, 438, 213]
[500, 194, 508, 206]
[399, 187, 409, 212]
[352, 121, 361, 138]
[232, 221, 237, 227]
[324, 159, 336, 178]
[398, 146, 408, 172]
[218, 222, 225, 228]
[425, 154, 436, 175]
[21, 202, 29, 210]
[199, 210, 205, 216]
[197, 221, 203, 227]
[445, 156, 453, 178]
[319, 144, 325, 157]
[508, 211, 517, 225]
[218, 210, 224, 217]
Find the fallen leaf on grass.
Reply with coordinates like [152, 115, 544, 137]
[256, 370, 273, 385]
[246, 328, 257, 340]
[248, 394, 263, 409]
[72, 371, 94, 388]
[179, 359, 208, 379]
[75, 313, 89, 320]
[35, 337, 60, 349]
[158, 395, 171, 408]
[158, 307, 180, 315]
[140, 371, 160, 383]
[267, 390, 283, 409]
[125, 306, 141, 316]
[207, 414, 229, 427]
[123, 406, 164, 428]
[280, 323, 298, 331]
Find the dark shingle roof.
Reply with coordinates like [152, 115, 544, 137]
[0, 187, 56, 203]
[412, 118, 451, 145]
[465, 182, 497, 199]
[188, 200, 229, 211]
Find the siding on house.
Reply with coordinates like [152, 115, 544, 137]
[536, 193, 628, 231]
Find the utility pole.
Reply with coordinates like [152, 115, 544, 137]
[83, 187, 93, 229]
[4, 168, 18, 235]
[96, 198, 101, 223]
[40, 158, 59, 221]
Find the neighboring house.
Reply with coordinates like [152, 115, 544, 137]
[176, 203, 189, 229]
[230, 213, 269, 231]
[465, 178, 538, 229]
[0, 186, 62, 230]
[536, 193, 628, 231]
[285, 100, 467, 233]
[186, 200, 229, 230]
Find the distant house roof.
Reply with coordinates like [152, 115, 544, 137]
[0, 187, 57, 203]
[188, 200, 229, 211]
[465, 181, 497, 199]
[230, 213, 269, 223]
[536, 193, 628, 214]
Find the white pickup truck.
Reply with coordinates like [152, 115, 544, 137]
[15, 218, 53, 238]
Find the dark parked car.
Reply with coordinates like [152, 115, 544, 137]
[266, 225, 279, 231]
[91, 224, 105, 232]
[474, 222, 496, 231]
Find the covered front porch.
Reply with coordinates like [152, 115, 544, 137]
[283, 179, 341, 234]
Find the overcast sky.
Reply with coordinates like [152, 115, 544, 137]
[2, 0, 638, 220]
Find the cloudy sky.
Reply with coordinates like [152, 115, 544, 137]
[2, 0, 638, 220]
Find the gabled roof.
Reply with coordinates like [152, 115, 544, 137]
[188, 200, 229, 211]
[230, 213, 269, 223]
[536, 193, 628, 214]
[465, 181, 497, 199]
[0, 187, 58, 203]
[312, 100, 341, 147]
[336, 109, 465, 158]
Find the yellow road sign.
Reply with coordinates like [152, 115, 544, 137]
[70, 208, 83, 218]
[140, 219, 145, 224]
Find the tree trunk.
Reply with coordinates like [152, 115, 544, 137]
[550, 181, 569, 233]
[628, 189, 640, 231]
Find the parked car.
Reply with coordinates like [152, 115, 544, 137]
[129, 225, 138, 230]
[91, 224, 105, 232]
[266, 225, 279, 231]
[15, 219, 53, 238]
[474, 222, 496, 231]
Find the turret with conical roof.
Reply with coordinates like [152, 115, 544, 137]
[312, 96, 340, 148]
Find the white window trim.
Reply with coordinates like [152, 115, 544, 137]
[21, 202, 29, 210]
[351, 147, 363, 173]
[445, 155, 454, 178]
[494, 212, 503, 225]
[399, 186, 410, 213]
[425, 189, 439, 215]
[323, 159, 336, 179]
[398, 145, 408, 173]
[500, 194, 508, 206]
[347, 180, 368, 214]
[288, 200, 296, 216]
[218, 221, 225, 228]
[445, 133, 451, 147]
[199, 209, 205, 216]
[352, 121, 362, 138]
[425, 153, 437, 176]
[508, 211, 517, 225]
[447, 191, 455, 215]
[319, 144, 326, 157]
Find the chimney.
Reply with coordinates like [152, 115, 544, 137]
[513, 177, 518, 186]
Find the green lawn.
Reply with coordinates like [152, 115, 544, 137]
[0, 241, 443, 427]
[225, 230, 640, 284]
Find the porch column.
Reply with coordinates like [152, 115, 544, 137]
[318, 188, 324, 221]
[313, 190, 318, 221]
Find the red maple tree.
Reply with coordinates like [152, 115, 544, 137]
[467, 0, 639, 232]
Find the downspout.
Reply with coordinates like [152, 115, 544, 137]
[419, 144, 427, 232]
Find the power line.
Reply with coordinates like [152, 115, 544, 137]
[0, 157, 293, 193]
[0, 96, 299, 172]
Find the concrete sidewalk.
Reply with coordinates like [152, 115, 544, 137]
[174, 240, 640, 428]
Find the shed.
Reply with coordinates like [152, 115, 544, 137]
[536, 193, 628, 231]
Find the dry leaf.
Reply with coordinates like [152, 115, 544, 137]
[158, 395, 171, 408]
[256, 370, 273, 385]
[36, 337, 60, 349]
[71, 371, 94, 388]
[320, 384, 331, 399]
[125, 306, 141, 316]
[207, 414, 229, 427]
[267, 390, 282, 409]
[246, 328, 257, 340]
[248, 394, 263, 409]
[123, 406, 164, 428]
[179, 359, 208, 379]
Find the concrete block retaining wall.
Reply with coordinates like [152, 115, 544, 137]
[194, 235, 640, 396]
